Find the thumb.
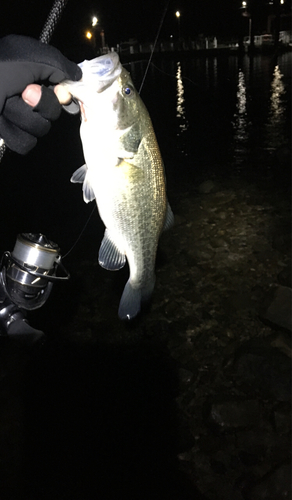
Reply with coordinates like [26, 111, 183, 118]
[22, 84, 42, 107]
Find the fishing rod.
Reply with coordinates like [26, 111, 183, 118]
[39, 0, 69, 44]
[0, 0, 69, 161]
[0, 0, 95, 265]
[0, 0, 72, 336]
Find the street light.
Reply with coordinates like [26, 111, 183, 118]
[175, 11, 181, 41]
[92, 16, 98, 27]
[90, 14, 105, 53]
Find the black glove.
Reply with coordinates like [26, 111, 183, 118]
[0, 35, 82, 155]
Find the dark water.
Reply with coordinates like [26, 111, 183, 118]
[127, 52, 291, 188]
[0, 52, 291, 499]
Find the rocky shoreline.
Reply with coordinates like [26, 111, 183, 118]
[0, 163, 291, 498]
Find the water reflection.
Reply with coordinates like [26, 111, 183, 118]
[205, 57, 218, 88]
[265, 65, 286, 148]
[176, 62, 189, 143]
[129, 53, 291, 173]
[232, 69, 249, 167]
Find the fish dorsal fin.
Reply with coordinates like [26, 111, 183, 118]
[70, 164, 95, 203]
[98, 230, 126, 270]
[163, 202, 175, 232]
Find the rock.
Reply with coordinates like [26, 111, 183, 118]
[178, 368, 194, 385]
[226, 291, 254, 311]
[250, 464, 291, 500]
[236, 428, 278, 458]
[263, 285, 292, 331]
[277, 265, 291, 287]
[275, 145, 291, 166]
[164, 300, 181, 317]
[273, 407, 291, 435]
[270, 333, 292, 358]
[198, 180, 215, 194]
[234, 338, 291, 402]
[272, 233, 291, 252]
[209, 400, 263, 429]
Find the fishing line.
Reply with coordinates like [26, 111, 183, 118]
[138, 0, 170, 94]
[125, 59, 200, 90]
[150, 61, 200, 88]
[62, 204, 97, 259]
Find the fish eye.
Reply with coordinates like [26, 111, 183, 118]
[123, 85, 134, 97]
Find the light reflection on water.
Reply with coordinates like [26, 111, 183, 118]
[176, 62, 189, 135]
[231, 55, 290, 168]
[265, 65, 286, 148]
[134, 52, 291, 174]
[175, 61, 189, 157]
[232, 69, 249, 167]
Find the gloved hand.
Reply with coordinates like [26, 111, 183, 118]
[0, 34, 82, 154]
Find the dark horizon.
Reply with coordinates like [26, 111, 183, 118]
[2, 0, 291, 56]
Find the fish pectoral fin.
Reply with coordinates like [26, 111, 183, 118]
[70, 164, 88, 183]
[163, 202, 175, 231]
[98, 230, 126, 270]
[70, 164, 95, 203]
[82, 178, 95, 203]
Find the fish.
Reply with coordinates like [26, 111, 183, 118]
[60, 52, 174, 320]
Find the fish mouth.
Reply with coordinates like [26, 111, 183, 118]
[61, 52, 123, 103]
[78, 52, 123, 92]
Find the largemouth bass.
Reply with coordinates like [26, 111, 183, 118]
[61, 53, 173, 320]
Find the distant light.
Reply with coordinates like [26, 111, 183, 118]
[175, 11, 180, 18]
[242, 1, 247, 7]
[92, 16, 98, 27]
[280, 0, 284, 4]
[86, 31, 92, 40]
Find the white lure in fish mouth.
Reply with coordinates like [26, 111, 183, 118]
[60, 52, 123, 105]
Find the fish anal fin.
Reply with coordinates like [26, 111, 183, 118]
[163, 202, 175, 232]
[98, 230, 126, 270]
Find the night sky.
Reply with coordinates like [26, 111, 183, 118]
[1, 0, 291, 60]
[1, 0, 244, 54]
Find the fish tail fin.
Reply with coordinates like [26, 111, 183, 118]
[118, 281, 141, 321]
[118, 278, 155, 321]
